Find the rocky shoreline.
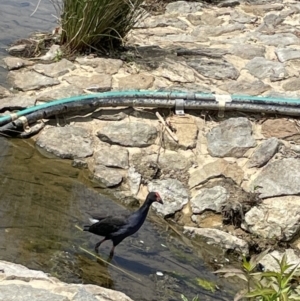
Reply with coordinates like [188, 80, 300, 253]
[1, 0, 300, 299]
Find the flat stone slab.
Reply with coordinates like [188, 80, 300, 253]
[33, 59, 76, 77]
[117, 74, 154, 90]
[276, 48, 300, 62]
[2, 57, 33, 70]
[191, 186, 229, 214]
[230, 44, 265, 60]
[243, 196, 300, 241]
[207, 117, 256, 158]
[163, 115, 198, 150]
[183, 227, 249, 254]
[0, 95, 36, 111]
[76, 57, 123, 74]
[248, 137, 279, 168]
[94, 145, 129, 169]
[221, 80, 270, 95]
[0, 86, 11, 99]
[187, 58, 239, 80]
[245, 57, 287, 81]
[92, 165, 123, 188]
[189, 159, 244, 188]
[148, 179, 189, 217]
[36, 126, 93, 159]
[251, 158, 300, 198]
[7, 70, 60, 91]
[97, 122, 157, 147]
[63, 74, 112, 92]
[261, 118, 299, 139]
[153, 59, 195, 83]
[255, 33, 299, 46]
[282, 78, 300, 92]
[36, 86, 84, 102]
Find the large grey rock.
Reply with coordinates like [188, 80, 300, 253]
[207, 117, 256, 158]
[220, 80, 270, 95]
[36, 126, 93, 159]
[245, 57, 287, 81]
[0, 95, 36, 111]
[63, 74, 112, 92]
[187, 58, 239, 80]
[0, 261, 134, 301]
[148, 179, 189, 217]
[0, 284, 68, 301]
[7, 71, 60, 91]
[188, 159, 244, 188]
[94, 145, 129, 169]
[0, 261, 48, 281]
[255, 33, 299, 46]
[36, 86, 84, 102]
[97, 122, 157, 147]
[248, 138, 279, 168]
[183, 227, 249, 254]
[243, 196, 300, 241]
[276, 48, 300, 62]
[229, 44, 265, 60]
[191, 186, 229, 214]
[251, 158, 300, 198]
[92, 165, 123, 188]
[33, 59, 76, 77]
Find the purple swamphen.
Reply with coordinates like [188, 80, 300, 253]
[83, 191, 163, 258]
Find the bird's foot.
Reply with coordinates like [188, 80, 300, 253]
[94, 247, 99, 254]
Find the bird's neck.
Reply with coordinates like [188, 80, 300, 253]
[136, 199, 152, 217]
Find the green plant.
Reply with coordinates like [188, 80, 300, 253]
[51, 0, 145, 54]
[215, 250, 300, 301]
[181, 294, 199, 301]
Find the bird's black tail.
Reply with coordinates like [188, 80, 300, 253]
[83, 225, 90, 231]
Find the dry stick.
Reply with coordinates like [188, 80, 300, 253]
[155, 112, 178, 142]
[30, 0, 42, 17]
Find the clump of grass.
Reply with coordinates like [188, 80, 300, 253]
[51, 0, 145, 54]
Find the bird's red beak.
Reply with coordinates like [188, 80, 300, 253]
[155, 193, 163, 204]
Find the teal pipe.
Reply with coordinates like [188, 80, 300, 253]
[1, 90, 300, 127]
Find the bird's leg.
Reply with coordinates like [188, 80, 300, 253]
[94, 238, 106, 253]
[109, 246, 115, 259]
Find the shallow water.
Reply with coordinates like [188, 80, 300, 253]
[0, 0, 57, 85]
[0, 138, 235, 300]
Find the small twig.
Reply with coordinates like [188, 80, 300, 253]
[155, 112, 178, 142]
[30, 0, 42, 17]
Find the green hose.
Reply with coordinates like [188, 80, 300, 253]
[1, 90, 300, 129]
